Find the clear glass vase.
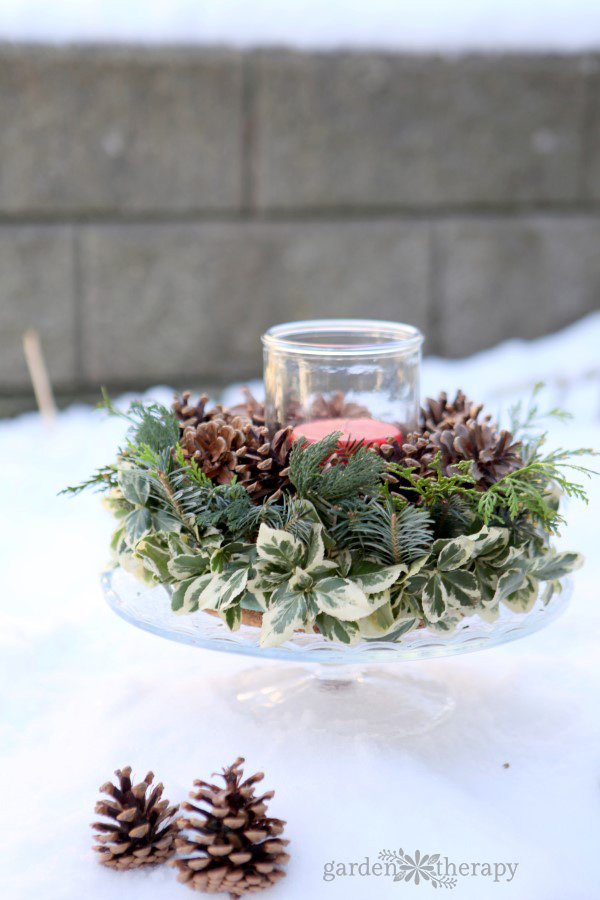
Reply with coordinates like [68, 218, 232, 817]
[261, 319, 423, 444]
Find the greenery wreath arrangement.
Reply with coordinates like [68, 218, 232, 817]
[67, 387, 593, 648]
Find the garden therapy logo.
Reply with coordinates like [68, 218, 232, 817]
[379, 849, 456, 888]
[322, 848, 519, 887]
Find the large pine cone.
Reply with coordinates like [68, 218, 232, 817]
[380, 392, 523, 490]
[180, 418, 248, 485]
[421, 390, 485, 432]
[172, 757, 289, 896]
[234, 426, 293, 502]
[91, 767, 179, 869]
[174, 391, 230, 430]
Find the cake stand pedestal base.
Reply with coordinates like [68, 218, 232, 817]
[232, 664, 455, 738]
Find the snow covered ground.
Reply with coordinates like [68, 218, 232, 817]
[1, 314, 599, 899]
[1, 0, 600, 50]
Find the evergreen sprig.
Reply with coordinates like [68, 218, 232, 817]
[288, 432, 385, 510]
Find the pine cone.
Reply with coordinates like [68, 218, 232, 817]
[307, 390, 371, 421]
[234, 426, 293, 502]
[91, 767, 179, 870]
[431, 421, 522, 486]
[174, 391, 229, 430]
[421, 390, 485, 432]
[172, 757, 289, 896]
[180, 418, 248, 485]
[379, 392, 523, 490]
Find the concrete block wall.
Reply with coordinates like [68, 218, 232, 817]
[1, 46, 599, 413]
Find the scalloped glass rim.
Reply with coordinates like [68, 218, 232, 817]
[102, 569, 572, 665]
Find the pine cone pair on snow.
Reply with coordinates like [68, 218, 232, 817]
[92, 760, 289, 897]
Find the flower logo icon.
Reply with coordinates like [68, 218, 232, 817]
[378, 849, 457, 889]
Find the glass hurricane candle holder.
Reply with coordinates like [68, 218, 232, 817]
[262, 319, 424, 445]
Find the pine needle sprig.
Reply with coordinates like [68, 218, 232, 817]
[99, 387, 179, 453]
[331, 493, 434, 565]
[60, 463, 118, 495]
[288, 433, 385, 511]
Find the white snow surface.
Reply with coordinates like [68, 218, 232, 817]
[1, 313, 599, 899]
[1, 0, 600, 50]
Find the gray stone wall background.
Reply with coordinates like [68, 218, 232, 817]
[1, 45, 599, 414]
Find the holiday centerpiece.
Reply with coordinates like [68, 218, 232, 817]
[68, 320, 592, 651]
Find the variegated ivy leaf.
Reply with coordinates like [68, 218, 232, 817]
[152, 509, 182, 535]
[422, 573, 447, 622]
[260, 591, 313, 647]
[124, 508, 152, 544]
[315, 613, 360, 645]
[357, 600, 397, 637]
[468, 526, 510, 557]
[530, 551, 583, 581]
[541, 579, 562, 606]
[333, 548, 352, 577]
[118, 468, 150, 506]
[256, 524, 305, 569]
[494, 567, 529, 605]
[193, 568, 249, 613]
[432, 534, 477, 571]
[304, 524, 326, 571]
[210, 541, 251, 574]
[378, 617, 420, 642]
[441, 569, 480, 609]
[472, 560, 499, 606]
[167, 551, 211, 580]
[223, 604, 242, 631]
[353, 563, 407, 595]
[312, 576, 377, 621]
[136, 536, 172, 582]
[503, 576, 539, 613]
[171, 576, 206, 613]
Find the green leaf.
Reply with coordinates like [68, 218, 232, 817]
[530, 551, 583, 581]
[503, 576, 539, 613]
[260, 591, 310, 647]
[223, 604, 242, 631]
[171, 576, 199, 612]
[256, 524, 304, 569]
[315, 613, 359, 644]
[167, 552, 210, 580]
[473, 560, 499, 606]
[182, 573, 214, 613]
[313, 577, 374, 620]
[304, 525, 326, 572]
[422, 572, 447, 622]
[124, 507, 152, 544]
[433, 535, 476, 571]
[494, 567, 528, 604]
[152, 509, 182, 534]
[118, 469, 150, 506]
[136, 537, 172, 581]
[357, 600, 396, 637]
[355, 563, 406, 594]
[441, 569, 479, 609]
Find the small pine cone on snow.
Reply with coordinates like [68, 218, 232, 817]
[235, 426, 294, 502]
[180, 418, 248, 485]
[172, 757, 289, 897]
[91, 767, 179, 870]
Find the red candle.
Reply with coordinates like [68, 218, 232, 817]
[292, 417, 402, 448]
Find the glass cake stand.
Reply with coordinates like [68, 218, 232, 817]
[102, 568, 571, 736]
